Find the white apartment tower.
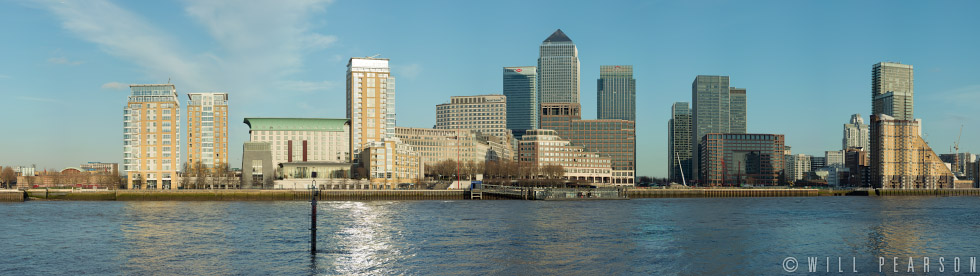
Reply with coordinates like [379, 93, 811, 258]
[843, 114, 870, 150]
[347, 57, 396, 165]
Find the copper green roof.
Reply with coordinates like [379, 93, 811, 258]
[244, 118, 349, 132]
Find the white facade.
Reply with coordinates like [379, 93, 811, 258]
[843, 114, 869, 150]
[435, 95, 508, 139]
[825, 150, 845, 168]
[347, 57, 395, 164]
[784, 154, 812, 181]
[244, 118, 351, 173]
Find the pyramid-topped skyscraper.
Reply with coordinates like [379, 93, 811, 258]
[538, 29, 580, 104]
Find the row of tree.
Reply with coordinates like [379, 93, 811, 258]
[179, 161, 237, 189]
[424, 159, 566, 182]
[1, 167, 122, 189]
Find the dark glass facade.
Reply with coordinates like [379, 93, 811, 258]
[597, 65, 635, 121]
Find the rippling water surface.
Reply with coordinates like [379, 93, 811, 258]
[2, 197, 980, 275]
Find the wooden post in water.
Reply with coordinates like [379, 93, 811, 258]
[310, 174, 318, 255]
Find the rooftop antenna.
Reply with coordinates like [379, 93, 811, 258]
[368, 54, 381, 58]
[168, 77, 172, 84]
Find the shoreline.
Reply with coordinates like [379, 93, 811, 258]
[5, 188, 980, 202]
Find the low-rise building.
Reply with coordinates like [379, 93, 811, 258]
[360, 138, 423, 189]
[845, 148, 871, 187]
[80, 162, 118, 174]
[243, 118, 351, 178]
[241, 142, 274, 189]
[394, 127, 516, 167]
[699, 133, 785, 186]
[518, 129, 614, 184]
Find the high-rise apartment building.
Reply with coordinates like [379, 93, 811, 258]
[540, 103, 635, 185]
[503, 66, 538, 137]
[784, 154, 812, 182]
[699, 133, 785, 186]
[538, 29, 580, 104]
[124, 84, 180, 189]
[868, 62, 967, 189]
[872, 62, 914, 121]
[186, 93, 229, 169]
[435, 95, 508, 139]
[870, 114, 955, 189]
[729, 87, 747, 133]
[347, 57, 395, 165]
[843, 114, 870, 150]
[597, 65, 636, 121]
[668, 102, 692, 184]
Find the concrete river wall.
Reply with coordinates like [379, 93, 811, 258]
[6, 188, 980, 202]
[21, 189, 466, 201]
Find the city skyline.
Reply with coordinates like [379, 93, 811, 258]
[2, 1, 979, 178]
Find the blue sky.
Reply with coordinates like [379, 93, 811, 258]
[1, 0, 978, 177]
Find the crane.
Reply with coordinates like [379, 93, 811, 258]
[953, 125, 964, 174]
[954, 125, 963, 154]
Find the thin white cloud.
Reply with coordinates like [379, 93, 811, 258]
[17, 96, 59, 103]
[0, 74, 10, 79]
[40, 0, 210, 90]
[182, 0, 336, 84]
[303, 33, 338, 50]
[47, 57, 84, 65]
[101, 82, 129, 90]
[38, 0, 338, 106]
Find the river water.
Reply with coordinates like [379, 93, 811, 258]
[2, 197, 980, 275]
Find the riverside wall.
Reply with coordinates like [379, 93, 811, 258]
[21, 189, 466, 201]
[7, 188, 980, 202]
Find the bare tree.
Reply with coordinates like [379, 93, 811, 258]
[180, 162, 192, 189]
[1, 166, 15, 189]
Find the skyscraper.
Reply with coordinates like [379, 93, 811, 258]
[691, 75, 732, 182]
[124, 84, 180, 189]
[503, 66, 537, 137]
[347, 57, 395, 165]
[186, 93, 229, 169]
[729, 87, 747, 133]
[597, 65, 636, 121]
[538, 29, 580, 104]
[872, 62, 914, 120]
[668, 102, 692, 184]
[843, 114, 869, 150]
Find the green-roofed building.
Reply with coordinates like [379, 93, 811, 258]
[242, 118, 352, 185]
